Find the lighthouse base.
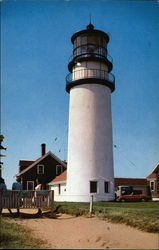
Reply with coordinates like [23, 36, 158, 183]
[49, 182, 115, 202]
[52, 193, 115, 203]
[64, 193, 115, 203]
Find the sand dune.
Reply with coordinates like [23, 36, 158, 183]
[12, 212, 159, 249]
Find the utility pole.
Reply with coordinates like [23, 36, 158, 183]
[0, 134, 7, 178]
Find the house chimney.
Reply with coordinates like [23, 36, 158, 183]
[41, 143, 46, 157]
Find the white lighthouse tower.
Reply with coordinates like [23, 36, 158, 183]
[66, 23, 115, 202]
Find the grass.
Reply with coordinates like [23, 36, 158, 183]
[0, 202, 158, 248]
[0, 216, 46, 249]
[55, 201, 159, 233]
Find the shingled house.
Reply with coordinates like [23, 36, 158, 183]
[16, 144, 67, 190]
[147, 162, 159, 200]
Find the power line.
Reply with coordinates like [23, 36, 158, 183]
[113, 144, 137, 168]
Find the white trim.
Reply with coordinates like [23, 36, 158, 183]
[151, 162, 159, 174]
[152, 197, 159, 201]
[37, 164, 44, 174]
[147, 177, 156, 181]
[48, 180, 66, 185]
[98, 176, 111, 181]
[150, 181, 155, 191]
[16, 151, 67, 177]
[27, 181, 34, 190]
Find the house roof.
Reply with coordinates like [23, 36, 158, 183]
[48, 170, 67, 185]
[115, 177, 148, 186]
[146, 162, 159, 179]
[19, 160, 35, 167]
[48, 170, 148, 186]
[16, 151, 67, 177]
[146, 173, 157, 179]
[151, 162, 159, 174]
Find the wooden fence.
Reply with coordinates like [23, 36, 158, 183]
[0, 190, 54, 210]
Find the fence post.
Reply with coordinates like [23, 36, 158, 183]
[51, 190, 54, 217]
[89, 195, 94, 216]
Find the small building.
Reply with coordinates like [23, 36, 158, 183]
[115, 177, 149, 196]
[48, 170, 149, 201]
[16, 144, 67, 190]
[147, 162, 159, 200]
[48, 170, 67, 201]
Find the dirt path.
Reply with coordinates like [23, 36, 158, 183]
[10, 212, 159, 249]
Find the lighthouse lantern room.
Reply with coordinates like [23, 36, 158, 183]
[66, 23, 115, 202]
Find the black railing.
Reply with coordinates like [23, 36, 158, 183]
[68, 52, 113, 65]
[73, 43, 107, 57]
[66, 68, 115, 84]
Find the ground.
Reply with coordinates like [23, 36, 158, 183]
[2, 209, 159, 249]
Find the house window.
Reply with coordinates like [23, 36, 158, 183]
[90, 181, 97, 193]
[37, 165, 44, 174]
[150, 181, 155, 191]
[56, 165, 62, 175]
[27, 181, 34, 190]
[104, 181, 109, 193]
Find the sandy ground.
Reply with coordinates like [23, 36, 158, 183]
[3, 209, 159, 249]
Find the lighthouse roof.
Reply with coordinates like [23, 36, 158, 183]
[71, 23, 110, 44]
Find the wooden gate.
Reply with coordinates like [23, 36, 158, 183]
[0, 190, 54, 211]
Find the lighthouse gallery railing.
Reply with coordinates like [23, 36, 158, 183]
[68, 52, 113, 64]
[66, 68, 115, 85]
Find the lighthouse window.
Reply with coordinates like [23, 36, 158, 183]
[99, 37, 107, 47]
[74, 49, 77, 57]
[74, 39, 77, 48]
[87, 44, 96, 54]
[104, 182, 109, 193]
[81, 46, 87, 54]
[87, 35, 99, 45]
[99, 47, 106, 56]
[76, 36, 81, 47]
[77, 47, 81, 56]
[90, 181, 97, 193]
[81, 36, 87, 45]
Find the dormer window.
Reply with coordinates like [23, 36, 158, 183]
[37, 165, 44, 174]
[56, 165, 62, 175]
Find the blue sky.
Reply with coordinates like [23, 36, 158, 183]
[1, 0, 159, 188]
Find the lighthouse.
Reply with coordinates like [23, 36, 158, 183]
[65, 23, 115, 202]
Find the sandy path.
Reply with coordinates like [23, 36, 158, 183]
[10, 212, 159, 249]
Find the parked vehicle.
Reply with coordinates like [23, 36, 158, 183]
[115, 185, 148, 202]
